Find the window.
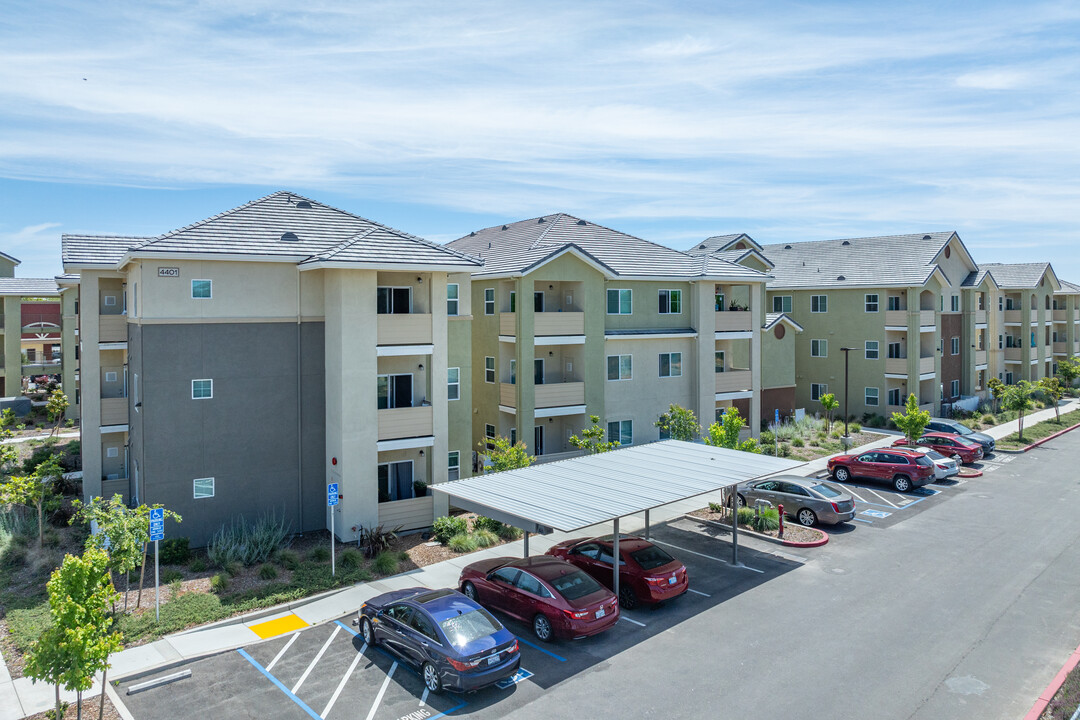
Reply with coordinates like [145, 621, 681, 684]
[377, 374, 413, 409]
[865, 341, 879, 359]
[534, 292, 544, 312]
[509, 291, 516, 312]
[950, 379, 960, 397]
[811, 295, 827, 313]
[951, 337, 960, 355]
[810, 383, 828, 401]
[714, 293, 726, 312]
[377, 286, 411, 314]
[888, 296, 902, 311]
[658, 352, 682, 378]
[607, 354, 632, 381]
[888, 342, 902, 359]
[191, 280, 212, 299]
[865, 294, 879, 312]
[447, 284, 459, 316]
[191, 379, 213, 399]
[133, 283, 137, 317]
[378, 461, 414, 502]
[510, 427, 517, 445]
[999, 297, 1004, 311]
[106, 447, 119, 458]
[509, 359, 516, 384]
[447, 368, 460, 401]
[484, 288, 495, 315]
[888, 388, 901, 406]
[193, 477, 215, 499]
[951, 295, 960, 312]
[715, 350, 726, 373]
[485, 424, 496, 443]
[998, 334, 1003, 349]
[104, 295, 116, 306]
[448, 452, 460, 481]
[658, 289, 682, 314]
[865, 387, 879, 406]
[811, 339, 827, 357]
[133, 373, 139, 411]
[484, 357, 495, 383]
[1006, 371, 1014, 384]
[940, 295, 944, 311]
[607, 420, 633, 446]
[772, 296, 792, 313]
[607, 289, 632, 315]
[105, 371, 117, 382]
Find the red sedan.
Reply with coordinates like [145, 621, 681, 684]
[827, 447, 936, 492]
[545, 534, 688, 610]
[459, 556, 619, 642]
[892, 432, 984, 464]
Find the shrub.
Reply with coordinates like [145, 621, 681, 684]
[225, 561, 243, 577]
[849, 422, 862, 434]
[209, 573, 229, 593]
[64, 419, 74, 428]
[160, 537, 191, 565]
[447, 533, 478, 553]
[413, 480, 428, 497]
[206, 511, 292, 568]
[169, 579, 183, 600]
[44, 702, 70, 720]
[736, 507, 755, 526]
[357, 524, 400, 558]
[792, 438, 805, 448]
[433, 515, 468, 545]
[275, 549, 300, 571]
[258, 563, 279, 580]
[6, 604, 51, 653]
[708, 502, 725, 513]
[161, 568, 184, 584]
[831, 430, 842, 439]
[308, 546, 330, 563]
[373, 550, 399, 575]
[119, 592, 225, 643]
[472, 515, 504, 534]
[759, 430, 775, 446]
[473, 529, 499, 548]
[496, 524, 523, 540]
[1, 545, 28, 570]
[339, 548, 362, 569]
[982, 414, 996, 425]
[749, 508, 780, 533]
[188, 557, 207, 573]
[777, 443, 792, 458]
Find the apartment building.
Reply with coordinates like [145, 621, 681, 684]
[446, 215, 771, 459]
[62, 191, 480, 545]
[1053, 280, 1080, 376]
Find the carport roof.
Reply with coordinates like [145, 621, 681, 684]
[433, 440, 804, 533]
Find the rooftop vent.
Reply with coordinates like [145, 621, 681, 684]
[538, 217, 546, 224]
[842, 240, 851, 246]
[488, 242, 492, 249]
[698, 244, 706, 249]
[577, 220, 587, 226]
[280, 232, 299, 242]
[469, 231, 476, 237]
[837, 275, 846, 280]
[296, 201, 312, 209]
[923, 235, 932, 240]
[501, 225, 508, 231]
[784, 245, 792, 249]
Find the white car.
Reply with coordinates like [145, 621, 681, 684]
[911, 447, 959, 480]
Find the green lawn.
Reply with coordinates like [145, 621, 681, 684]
[995, 408, 1080, 450]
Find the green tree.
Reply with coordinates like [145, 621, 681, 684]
[24, 546, 123, 720]
[46, 389, 69, 438]
[569, 415, 620, 454]
[891, 393, 931, 446]
[1001, 380, 1036, 442]
[819, 393, 839, 434]
[702, 407, 761, 454]
[987, 377, 1006, 414]
[1057, 356, 1080, 394]
[1038, 376, 1064, 422]
[478, 436, 536, 473]
[655, 404, 700, 442]
[0, 408, 17, 472]
[0, 455, 62, 548]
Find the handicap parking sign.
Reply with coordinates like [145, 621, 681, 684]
[327, 483, 339, 507]
[860, 509, 892, 519]
[149, 507, 164, 542]
[495, 668, 533, 690]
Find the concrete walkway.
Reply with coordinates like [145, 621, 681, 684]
[0, 430, 79, 445]
[2, 400, 1077, 719]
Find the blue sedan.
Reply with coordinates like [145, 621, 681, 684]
[357, 587, 521, 694]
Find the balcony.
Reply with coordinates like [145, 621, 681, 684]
[500, 383, 516, 407]
[535, 311, 584, 336]
[22, 355, 62, 373]
[715, 310, 752, 332]
[975, 310, 988, 325]
[919, 356, 935, 374]
[22, 314, 61, 335]
[100, 477, 129, 503]
[99, 315, 128, 343]
[919, 310, 935, 327]
[377, 405, 433, 441]
[884, 310, 907, 327]
[100, 397, 128, 426]
[975, 350, 988, 366]
[536, 381, 585, 408]
[1054, 309, 1068, 322]
[377, 314, 432, 346]
[715, 369, 752, 393]
[1053, 342, 1067, 354]
[499, 313, 516, 336]
[1031, 309, 1039, 323]
[919, 402, 934, 414]
[1004, 347, 1022, 362]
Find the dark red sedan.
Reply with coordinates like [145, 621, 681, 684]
[892, 432, 984, 464]
[459, 556, 619, 642]
[545, 534, 688, 609]
[827, 447, 936, 492]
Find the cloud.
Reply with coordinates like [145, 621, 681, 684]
[955, 70, 1030, 90]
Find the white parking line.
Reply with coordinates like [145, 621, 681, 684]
[861, 487, 899, 508]
[842, 486, 869, 504]
[687, 588, 711, 597]
[419, 688, 429, 707]
[365, 661, 398, 720]
[292, 625, 341, 694]
[620, 615, 647, 627]
[652, 539, 764, 573]
[320, 642, 367, 719]
[266, 632, 299, 672]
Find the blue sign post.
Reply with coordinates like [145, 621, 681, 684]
[773, 409, 780, 456]
[150, 507, 165, 621]
[328, 483, 339, 576]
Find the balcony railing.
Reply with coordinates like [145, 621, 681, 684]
[1053, 309, 1068, 322]
[377, 313, 432, 346]
[975, 310, 988, 325]
[535, 381, 585, 408]
[715, 369, 752, 393]
[99, 315, 128, 343]
[100, 398, 128, 426]
[1004, 347, 1022, 361]
[377, 405, 433, 441]
[499, 313, 516, 336]
[1053, 342, 1067, 354]
[1031, 309, 1039, 323]
[715, 310, 752, 332]
[919, 310, 935, 326]
[535, 311, 584, 336]
[975, 350, 988, 366]
[1003, 310, 1021, 324]
[919, 356, 935, 374]
[884, 357, 907, 374]
[500, 383, 516, 407]
[884, 310, 907, 327]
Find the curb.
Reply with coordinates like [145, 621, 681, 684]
[683, 514, 829, 548]
[958, 469, 983, 478]
[1020, 421, 1080, 452]
[1023, 639, 1080, 720]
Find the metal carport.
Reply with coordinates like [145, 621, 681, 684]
[433, 440, 804, 604]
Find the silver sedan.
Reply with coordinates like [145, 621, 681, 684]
[734, 475, 856, 526]
[910, 447, 959, 480]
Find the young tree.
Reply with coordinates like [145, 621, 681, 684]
[654, 404, 700, 442]
[987, 377, 1006, 414]
[1057, 356, 1080, 394]
[46, 389, 69, 438]
[130, 503, 182, 608]
[1038, 376, 1064, 422]
[0, 455, 62, 547]
[891, 393, 931, 446]
[569, 415, 620, 454]
[24, 547, 123, 720]
[478, 436, 536, 474]
[702, 407, 761, 454]
[1001, 380, 1036, 442]
[819, 393, 839, 434]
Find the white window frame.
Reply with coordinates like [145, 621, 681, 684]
[864, 341, 879, 360]
[484, 288, 495, 315]
[951, 337, 960, 355]
[193, 477, 215, 499]
[448, 367, 460, 401]
[865, 294, 879, 312]
[133, 373, 139, 411]
[811, 339, 828, 358]
[888, 388, 902, 406]
[606, 354, 632, 381]
[484, 356, 495, 383]
[811, 295, 828, 313]
[772, 295, 792, 313]
[191, 279, 212, 299]
[951, 379, 960, 397]
[106, 447, 119, 458]
[811, 383, 828, 401]
[607, 419, 633, 446]
[105, 371, 117, 383]
[658, 352, 682, 378]
[191, 379, 213, 399]
[888, 296, 902, 311]
[865, 387, 879, 406]
[104, 294, 116, 307]
[658, 289, 682, 315]
[715, 350, 726, 373]
[951, 295, 960, 312]
[607, 288, 632, 315]
[448, 451, 460, 481]
[447, 283, 459, 316]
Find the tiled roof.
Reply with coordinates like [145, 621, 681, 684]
[447, 214, 765, 281]
[758, 232, 958, 289]
[976, 262, 1052, 290]
[0, 278, 60, 296]
[1055, 279, 1080, 295]
[764, 312, 804, 331]
[62, 235, 150, 266]
[62, 192, 480, 270]
[685, 233, 760, 257]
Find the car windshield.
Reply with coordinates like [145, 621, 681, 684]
[550, 570, 605, 600]
[923, 450, 947, 460]
[810, 483, 844, 498]
[630, 545, 675, 570]
[438, 608, 502, 649]
[915, 455, 934, 467]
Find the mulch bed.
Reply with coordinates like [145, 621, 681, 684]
[687, 507, 825, 544]
[24, 693, 122, 720]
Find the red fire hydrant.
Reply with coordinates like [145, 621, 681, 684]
[778, 504, 784, 539]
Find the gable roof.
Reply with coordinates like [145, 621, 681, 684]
[1055, 279, 1080, 295]
[62, 235, 150, 267]
[446, 214, 766, 281]
[686, 233, 763, 256]
[0, 278, 60, 296]
[763, 312, 803, 332]
[702, 247, 776, 271]
[0, 250, 20, 266]
[976, 262, 1059, 291]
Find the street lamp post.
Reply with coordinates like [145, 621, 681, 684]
[841, 347, 856, 443]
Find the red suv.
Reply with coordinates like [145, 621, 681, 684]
[827, 448, 936, 492]
[891, 433, 983, 464]
[545, 535, 688, 610]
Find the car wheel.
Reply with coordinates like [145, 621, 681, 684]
[422, 662, 442, 694]
[618, 584, 638, 610]
[736, 494, 746, 508]
[834, 467, 850, 482]
[893, 475, 912, 492]
[797, 508, 817, 527]
[533, 614, 554, 642]
[462, 581, 478, 601]
[360, 617, 376, 646]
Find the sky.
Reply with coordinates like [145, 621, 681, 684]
[1, 1, 1079, 281]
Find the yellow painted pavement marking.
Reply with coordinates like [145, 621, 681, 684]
[249, 613, 308, 639]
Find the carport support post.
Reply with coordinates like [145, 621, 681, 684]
[644, 509, 650, 540]
[730, 488, 739, 566]
[613, 518, 620, 606]
[523, 531, 529, 558]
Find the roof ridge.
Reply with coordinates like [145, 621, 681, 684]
[528, 213, 565, 250]
[319, 226, 379, 261]
[148, 190, 289, 245]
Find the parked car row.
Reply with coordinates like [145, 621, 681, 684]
[357, 534, 689, 695]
